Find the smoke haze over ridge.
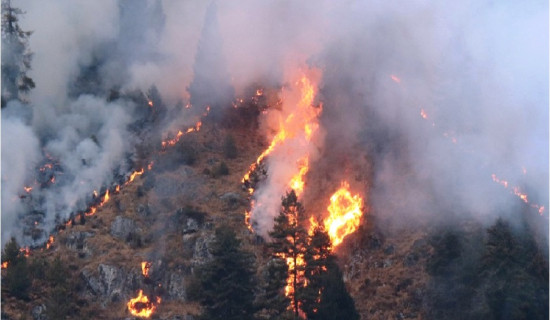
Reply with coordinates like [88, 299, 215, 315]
[2, 0, 547, 245]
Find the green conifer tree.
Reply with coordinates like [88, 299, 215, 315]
[269, 190, 309, 319]
[195, 226, 257, 320]
[1, 237, 31, 300]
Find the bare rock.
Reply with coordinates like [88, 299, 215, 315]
[32, 304, 47, 320]
[192, 233, 215, 266]
[80, 264, 140, 307]
[110, 216, 136, 240]
[167, 272, 186, 300]
[64, 231, 95, 257]
[184, 218, 200, 234]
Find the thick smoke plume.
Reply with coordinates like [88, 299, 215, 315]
[2, 0, 547, 246]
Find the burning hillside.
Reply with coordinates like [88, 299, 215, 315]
[1, 0, 548, 319]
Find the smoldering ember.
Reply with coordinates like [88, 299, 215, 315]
[1, 1, 548, 319]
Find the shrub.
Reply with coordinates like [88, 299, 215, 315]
[223, 135, 238, 159]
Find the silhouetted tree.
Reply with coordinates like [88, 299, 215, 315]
[269, 191, 309, 319]
[45, 256, 75, 319]
[257, 257, 290, 319]
[194, 226, 257, 320]
[223, 134, 238, 159]
[1, 237, 31, 300]
[1, 0, 34, 106]
[302, 226, 359, 320]
[481, 218, 548, 320]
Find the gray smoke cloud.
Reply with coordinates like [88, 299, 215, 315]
[2, 0, 547, 245]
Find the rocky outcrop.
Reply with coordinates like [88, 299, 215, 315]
[31, 304, 47, 320]
[192, 232, 215, 266]
[63, 231, 95, 258]
[110, 216, 137, 240]
[80, 264, 140, 306]
[166, 272, 186, 300]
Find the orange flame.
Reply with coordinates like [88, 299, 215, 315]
[141, 261, 151, 278]
[390, 74, 401, 83]
[85, 190, 111, 216]
[323, 182, 364, 247]
[243, 73, 321, 233]
[275, 251, 306, 317]
[20, 247, 30, 258]
[161, 121, 203, 149]
[127, 290, 161, 318]
[1, 262, 8, 269]
[24, 186, 33, 193]
[46, 235, 55, 250]
[128, 169, 145, 184]
[288, 157, 309, 197]
[491, 173, 545, 215]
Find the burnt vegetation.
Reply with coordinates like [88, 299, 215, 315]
[1, 1, 547, 320]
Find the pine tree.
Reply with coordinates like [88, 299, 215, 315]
[195, 226, 257, 320]
[257, 256, 289, 319]
[269, 190, 309, 319]
[481, 218, 549, 320]
[1, 0, 34, 106]
[1, 237, 31, 300]
[302, 226, 359, 320]
[45, 256, 76, 319]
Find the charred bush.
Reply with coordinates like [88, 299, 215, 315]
[143, 173, 156, 191]
[175, 206, 207, 226]
[136, 186, 145, 198]
[180, 138, 198, 165]
[210, 161, 229, 178]
[223, 134, 238, 159]
[126, 232, 143, 249]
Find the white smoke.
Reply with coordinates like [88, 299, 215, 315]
[2, 0, 547, 245]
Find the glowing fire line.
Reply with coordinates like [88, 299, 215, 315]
[392, 74, 544, 216]
[491, 174, 545, 215]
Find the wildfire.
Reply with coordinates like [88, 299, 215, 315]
[24, 186, 33, 193]
[128, 169, 145, 184]
[20, 247, 30, 258]
[1, 262, 8, 269]
[394, 75, 544, 217]
[46, 235, 55, 250]
[491, 174, 545, 215]
[85, 190, 111, 216]
[323, 182, 364, 247]
[243, 72, 322, 232]
[288, 156, 309, 197]
[127, 290, 161, 318]
[141, 261, 151, 278]
[160, 121, 203, 149]
[277, 251, 306, 316]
